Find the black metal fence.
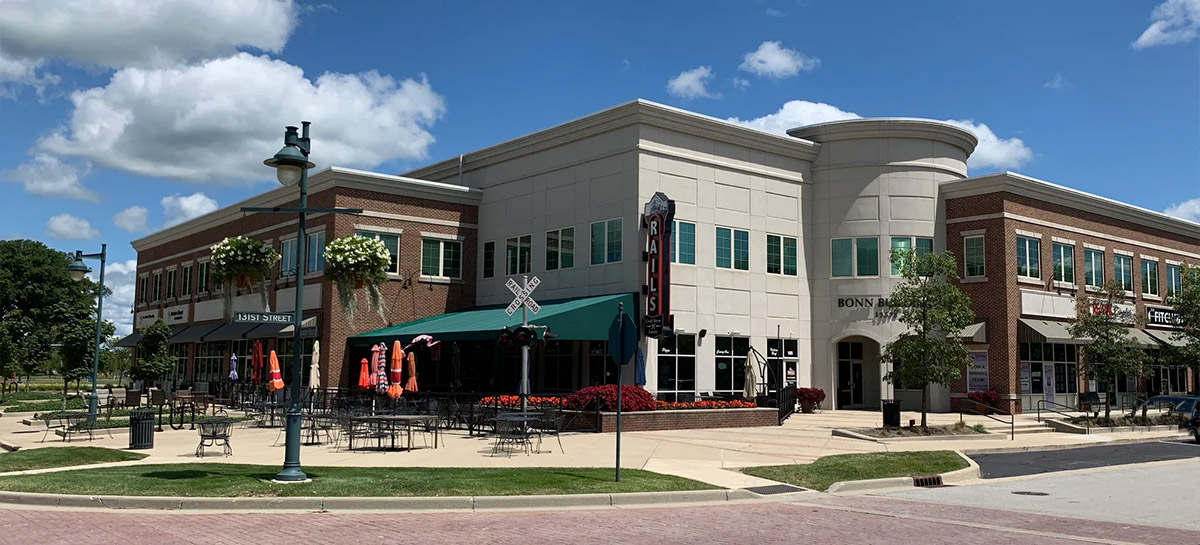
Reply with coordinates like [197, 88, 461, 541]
[777, 384, 796, 425]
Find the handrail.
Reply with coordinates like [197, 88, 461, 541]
[1037, 399, 1090, 433]
[959, 401, 1014, 440]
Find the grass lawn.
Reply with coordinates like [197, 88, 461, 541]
[741, 451, 968, 492]
[0, 391, 63, 403]
[4, 397, 87, 413]
[0, 447, 147, 473]
[0, 463, 715, 497]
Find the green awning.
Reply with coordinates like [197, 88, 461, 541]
[350, 293, 637, 345]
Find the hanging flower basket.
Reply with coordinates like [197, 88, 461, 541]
[209, 236, 280, 319]
[324, 235, 390, 323]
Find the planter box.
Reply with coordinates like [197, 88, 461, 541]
[565, 408, 777, 432]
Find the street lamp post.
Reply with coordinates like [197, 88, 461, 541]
[67, 244, 107, 424]
[249, 123, 361, 483]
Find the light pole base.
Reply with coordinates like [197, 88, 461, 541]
[273, 467, 309, 483]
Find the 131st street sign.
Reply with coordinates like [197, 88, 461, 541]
[233, 311, 295, 324]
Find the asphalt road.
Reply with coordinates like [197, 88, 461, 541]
[972, 440, 1200, 479]
[887, 455, 1200, 531]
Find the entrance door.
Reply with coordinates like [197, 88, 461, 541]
[837, 341, 865, 409]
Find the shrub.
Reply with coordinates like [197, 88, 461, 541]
[655, 399, 756, 410]
[796, 387, 826, 404]
[967, 390, 1002, 406]
[565, 384, 656, 412]
[478, 395, 566, 408]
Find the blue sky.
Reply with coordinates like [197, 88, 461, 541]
[2, 0, 1198, 335]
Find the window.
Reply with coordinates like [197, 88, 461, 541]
[915, 237, 933, 257]
[1052, 243, 1074, 283]
[545, 227, 575, 271]
[1114, 254, 1133, 291]
[715, 227, 749, 270]
[766, 338, 798, 392]
[714, 336, 749, 394]
[165, 269, 176, 299]
[197, 261, 209, 293]
[766, 235, 798, 276]
[856, 237, 878, 276]
[890, 237, 912, 276]
[167, 344, 188, 385]
[138, 276, 148, 304]
[354, 231, 400, 274]
[964, 236, 985, 277]
[1084, 249, 1104, 288]
[542, 341, 574, 392]
[1019, 342, 1077, 396]
[656, 334, 696, 402]
[194, 341, 225, 383]
[181, 265, 192, 297]
[587, 341, 616, 385]
[279, 238, 298, 277]
[831, 238, 853, 277]
[590, 219, 622, 265]
[1168, 264, 1182, 298]
[152, 272, 162, 302]
[671, 221, 696, 265]
[276, 337, 315, 387]
[421, 239, 462, 279]
[306, 232, 325, 273]
[1016, 236, 1040, 279]
[1142, 259, 1159, 297]
[483, 241, 495, 279]
[506, 234, 532, 275]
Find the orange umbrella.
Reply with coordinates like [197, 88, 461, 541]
[404, 351, 419, 393]
[357, 358, 371, 390]
[266, 350, 284, 392]
[386, 340, 404, 399]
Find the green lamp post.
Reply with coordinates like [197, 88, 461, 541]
[67, 244, 107, 424]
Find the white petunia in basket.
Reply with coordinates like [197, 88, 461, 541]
[324, 235, 390, 323]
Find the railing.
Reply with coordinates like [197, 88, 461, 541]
[959, 402, 1014, 440]
[777, 384, 797, 425]
[1037, 399, 1090, 433]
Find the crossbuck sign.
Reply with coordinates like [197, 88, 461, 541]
[505, 276, 541, 316]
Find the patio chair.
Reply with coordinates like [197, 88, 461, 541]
[491, 418, 532, 457]
[335, 415, 381, 451]
[537, 408, 566, 454]
[110, 387, 127, 408]
[196, 415, 233, 457]
[38, 412, 67, 442]
[60, 413, 96, 442]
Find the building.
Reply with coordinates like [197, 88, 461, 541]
[120, 99, 1200, 413]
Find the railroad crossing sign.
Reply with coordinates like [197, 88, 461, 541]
[505, 276, 541, 316]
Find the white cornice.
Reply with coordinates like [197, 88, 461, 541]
[131, 167, 481, 251]
[402, 99, 821, 182]
[787, 118, 978, 157]
[942, 171, 1200, 240]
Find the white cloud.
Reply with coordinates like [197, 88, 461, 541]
[89, 259, 138, 336]
[1133, 0, 1200, 48]
[729, 100, 1034, 170]
[765, 7, 786, 18]
[113, 206, 149, 233]
[37, 53, 446, 183]
[727, 100, 861, 134]
[0, 0, 297, 71]
[0, 52, 60, 98]
[45, 214, 99, 240]
[944, 120, 1033, 169]
[1043, 73, 1069, 90]
[1, 153, 99, 201]
[731, 77, 751, 90]
[667, 66, 720, 100]
[162, 193, 218, 226]
[1165, 197, 1200, 223]
[738, 41, 819, 79]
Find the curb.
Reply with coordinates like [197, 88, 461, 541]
[0, 441, 19, 452]
[0, 488, 757, 512]
[831, 428, 1000, 443]
[962, 433, 1190, 455]
[826, 450, 980, 494]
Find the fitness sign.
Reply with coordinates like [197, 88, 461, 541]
[643, 192, 675, 339]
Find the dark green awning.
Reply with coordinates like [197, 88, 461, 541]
[113, 332, 141, 347]
[349, 293, 637, 345]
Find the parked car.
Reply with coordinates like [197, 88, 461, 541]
[1129, 395, 1200, 441]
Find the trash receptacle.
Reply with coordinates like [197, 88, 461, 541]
[129, 408, 155, 449]
[882, 399, 901, 428]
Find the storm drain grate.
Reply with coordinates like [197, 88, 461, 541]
[744, 484, 806, 495]
[1012, 491, 1050, 496]
[912, 475, 944, 487]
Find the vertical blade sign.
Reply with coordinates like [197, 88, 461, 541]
[643, 192, 675, 338]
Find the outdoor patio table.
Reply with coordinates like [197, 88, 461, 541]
[350, 414, 439, 450]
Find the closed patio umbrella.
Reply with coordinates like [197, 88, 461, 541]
[404, 351, 419, 393]
[251, 340, 264, 383]
[375, 342, 390, 395]
[267, 350, 284, 392]
[308, 340, 321, 389]
[743, 357, 758, 400]
[369, 344, 381, 389]
[229, 354, 239, 382]
[387, 340, 404, 399]
[357, 358, 371, 390]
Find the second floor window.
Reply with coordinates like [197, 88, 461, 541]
[138, 276, 148, 304]
[1142, 259, 1159, 297]
[671, 221, 695, 265]
[421, 239, 463, 279]
[766, 234, 797, 276]
[152, 272, 162, 302]
[483, 241, 495, 279]
[280, 239, 297, 277]
[545, 227, 574, 271]
[507, 234, 531, 275]
[1084, 249, 1104, 287]
[1168, 264, 1182, 298]
[590, 219, 622, 265]
[1114, 254, 1133, 291]
[166, 269, 176, 298]
[964, 236, 985, 278]
[197, 261, 209, 293]
[306, 232, 325, 274]
[716, 227, 749, 270]
[354, 231, 400, 274]
[181, 265, 192, 296]
[1016, 236, 1040, 279]
[1052, 243, 1074, 283]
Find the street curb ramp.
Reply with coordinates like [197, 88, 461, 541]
[826, 451, 980, 494]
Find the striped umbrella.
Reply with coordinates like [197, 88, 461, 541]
[386, 340, 404, 399]
[266, 350, 284, 392]
[375, 342, 389, 395]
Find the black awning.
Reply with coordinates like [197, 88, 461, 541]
[247, 315, 319, 339]
[168, 323, 224, 343]
[164, 325, 190, 343]
[113, 332, 142, 347]
[202, 322, 262, 342]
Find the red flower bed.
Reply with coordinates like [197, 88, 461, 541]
[565, 384, 656, 412]
[478, 395, 566, 407]
[655, 399, 757, 410]
[796, 387, 826, 404]
[967, 390, 1001, 406]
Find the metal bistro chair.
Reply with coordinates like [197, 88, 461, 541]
[196, 411, 233, 457]
[537, 407, 566, 454]
[491, 418, 532, 457]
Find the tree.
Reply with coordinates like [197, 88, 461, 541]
[131, 319, 174, 384]
[0, 240, 90, 379]
[1067, 280, 1146, 420]
[52, 277, 116, 406]
[881, 249, 975, 428]
[1166, 263, 1200, 384]
[101, 335, 132, 386]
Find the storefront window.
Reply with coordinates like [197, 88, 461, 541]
[277, 338, 315, 386]
[656, 334, 696, 401]
[714, 336, 749, 394]
[587, 341, 615, 386]
[542, 341, 574, 392]
[1019, 342, 1077, 397]
[765, 338, 797, 392]
[168, 343, 188, 385]
[194, 341, 226, 384]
